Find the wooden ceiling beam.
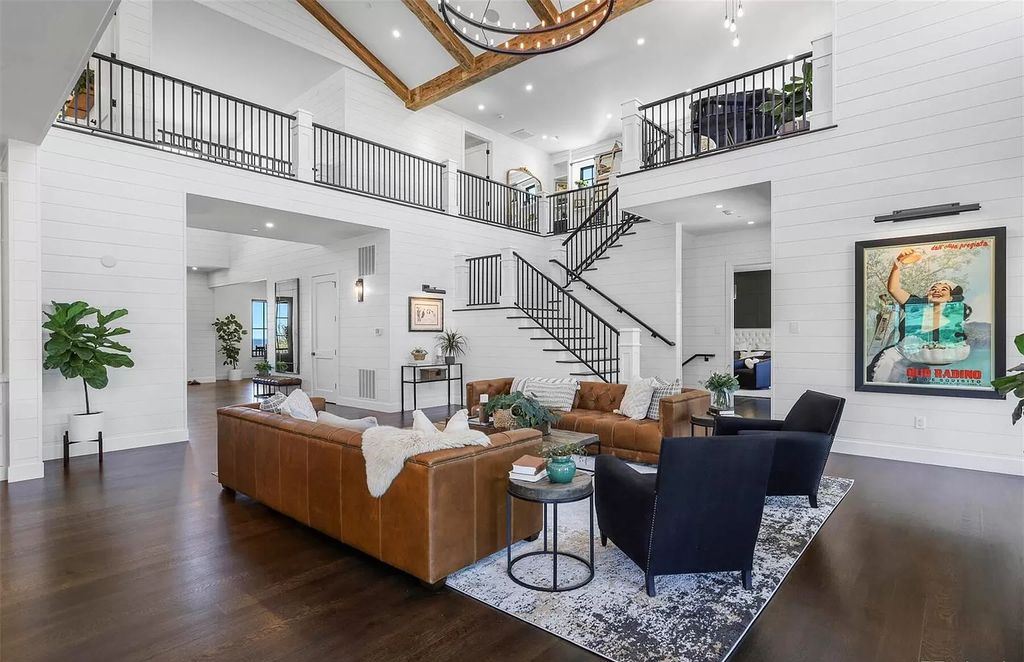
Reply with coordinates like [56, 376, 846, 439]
[401, 0, 474, 69]
[296, 0, 410, 101]
[525, 0, 561, 25]
[407, 0, 653, 111]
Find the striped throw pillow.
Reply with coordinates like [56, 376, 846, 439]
[647, 379, 682, 420]
[511, 377, 579, 412]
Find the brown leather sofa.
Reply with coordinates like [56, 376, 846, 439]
[467, 379, 710, 464]
[217, 399, 543, 586]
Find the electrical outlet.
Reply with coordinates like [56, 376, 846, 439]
[914, 416, 926, 429]
[789, 321, 800, 334]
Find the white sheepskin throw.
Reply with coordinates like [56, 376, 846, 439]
[361, 426, 490, 497]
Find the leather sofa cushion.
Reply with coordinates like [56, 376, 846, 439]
[574, 382, 627, 413]
[556, 408, 664, 463]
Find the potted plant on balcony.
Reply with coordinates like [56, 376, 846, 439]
[63, 68, 95, 119]
[703, 371, 740, 413]
[42, 301, 134, 444]
[991, 332, 1024, 424]
[759, 61, 813, 135]
[212, 314, 247, 381]
[435, 328, 467, 365]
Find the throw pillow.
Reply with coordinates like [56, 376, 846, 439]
[510, 377, 579, 412]
[744, 357, 761, 369]
[317, 411, 378, 432]
[444, 409, 470, 432]
[646, 379, 682, 420]
[259, 392, 286, 413]
[411, 409, 438, 436]
[280, 389, 317, 422]
[615, 378, 658, 420]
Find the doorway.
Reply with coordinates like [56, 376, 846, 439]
[464, 132, 491, 178]
[730, 265, 772, 410]
[311, 273, 339, 402]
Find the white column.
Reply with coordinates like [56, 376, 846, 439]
[453, 252, 470, 308]
[538, 195, 552, 235]
[499, 247, 517, 307]
[290, 109, 314, 182]
[442, 159, 460, 216]
[808, 34, 834, 128]
[3, 141, 44, 482]
[549, 246, 566, 284]
[618, 328, 642, 383]
[620, 98, 642, 174]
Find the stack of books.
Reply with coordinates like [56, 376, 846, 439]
[709, 406, 735, 417]
[509, 455, 547, 482]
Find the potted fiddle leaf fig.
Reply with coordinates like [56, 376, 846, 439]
[212, 314, 247, 381]
[759, 61, 813, 135]
[991, 332, 1024, 425]
[42, 301, 134, 443]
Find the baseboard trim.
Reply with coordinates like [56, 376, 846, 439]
[43, 428, 189, 461]
[832, 437, 1024, 476]
[6, 460, 45, 483]
[333, 396, 401, 412]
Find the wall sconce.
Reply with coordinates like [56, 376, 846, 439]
[873, 202, 980, 223]
[421, 284, 446, 295]
[355, 278, 364, 302]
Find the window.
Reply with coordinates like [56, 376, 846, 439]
[251, 299, 267, 357]
[578, 164, 595, 187]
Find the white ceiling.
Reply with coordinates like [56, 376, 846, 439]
[631, 181, 771, 234]
[186, 195, 376, 244]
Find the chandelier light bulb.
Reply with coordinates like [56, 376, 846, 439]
[732, 34, 740, 47]
[723, 16, 730, 28]
[737, 3, 744, 17]
[730, 20, 736, 32]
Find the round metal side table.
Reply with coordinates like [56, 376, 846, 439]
[506, 473, 594, 592]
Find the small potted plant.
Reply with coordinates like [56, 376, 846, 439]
[758, 61, 813, 135]
[254, 360, 273, 377]
[63, 68, 95, 119]
[212, 314, 247, 381]
[275, 361, 289, 373]
[435, 328, 467, 365]
[411, 347, 428, 362]
[703, 371, 740, 412]
[540, 439, 588, 483]
[42, 301, 134, 444]
[992, 332, 1024, 424]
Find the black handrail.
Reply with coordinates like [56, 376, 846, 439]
[638, 51, 814, 169]
[313, 123, 445, 210]
[57, 52, 294, 177]
[562, 190, 637, 278]
[458, 170, 541, 232]
[514, 252, 619, 382]
[549, 258, 675, 346]
[547, 182, 610, 234]
[681, 353, 716, 368]
[465, 253, 501, 306]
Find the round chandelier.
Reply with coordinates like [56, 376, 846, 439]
[438, 0, 615, 56]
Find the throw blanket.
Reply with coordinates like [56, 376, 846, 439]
[361, 426, 490, 497]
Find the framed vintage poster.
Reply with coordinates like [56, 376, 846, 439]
[855, 227, 1006, 399]
[408, 296, 443, 332]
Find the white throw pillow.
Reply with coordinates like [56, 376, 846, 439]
[317, 411, 378, 432]
[280, 389, 317, 422]
[510, 377, 579, 412]
[744, 357, 761, 369]
[646, 379, 682, 420]
[615, 378, 658, 420]
[444, 409, 470, 432]
[411, 409, 438, 436]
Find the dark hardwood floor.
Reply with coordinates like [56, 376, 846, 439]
[2, 381, 1021, 661]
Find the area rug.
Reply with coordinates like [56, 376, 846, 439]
[448, 475, 854, 662]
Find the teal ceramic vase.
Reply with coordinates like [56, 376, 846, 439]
[547, 456, 576, 484]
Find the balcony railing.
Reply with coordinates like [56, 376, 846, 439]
[640, 52, 813, 169]
[57, 53, 294, 177]
[466, 253, 502, 306]
[313, 124, 445, 211]
[458, 171, 541, 233]
[547, 182, 610, 234]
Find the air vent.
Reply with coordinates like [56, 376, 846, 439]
[510, 128, 534, 140]
[358, 369, 376, 399]
[358, 245, 375, 276]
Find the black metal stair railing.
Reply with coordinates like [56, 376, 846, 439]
[466, 254, 501, 306]
[514, 253, 619, 382]
[561, 189, 638, 280]
[458, 170, 541, 233]
[547, 182, 610, 234]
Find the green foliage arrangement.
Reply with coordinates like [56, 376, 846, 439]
[540, 440, 588, 459]
[275, 361, 289, 372]
[483, 391, 561, 430]
[992, 333, 1024, 424]
[212, 314, 247, 370]
[758, 61, 813, 123]
[73, 69, 95, 95]
[435, 328, 468, 358]
[42, 301, 134, 414]
[703, 372, 740, 394]
[254, 360, 273, 376]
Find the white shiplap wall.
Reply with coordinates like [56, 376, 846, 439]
[186, 270, 216, 383]
[621, 0, 1024, 474]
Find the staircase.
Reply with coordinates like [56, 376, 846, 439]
[561, 189, 643, 284]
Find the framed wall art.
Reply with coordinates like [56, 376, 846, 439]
[408, 296, 443, 332]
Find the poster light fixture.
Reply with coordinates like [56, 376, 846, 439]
[873, 202, 980, 223]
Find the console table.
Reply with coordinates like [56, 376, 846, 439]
[400, 363, 464, 411]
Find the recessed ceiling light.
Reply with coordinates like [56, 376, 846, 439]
[606, 113, 613, 119]
[636, 37, 645, 46]
[265, 222, 274, 228]
[747, 220, 755, 225]
[541, 134, 548, 140]
[787, 53, 794, 60]
[392, 29, 401, 38]
[477, 103, 485, 111]
[250, 228, 259, 232]
[191, 266, 198, 271]
[715, 204, 724, 209]
[525, 83, 533, 92]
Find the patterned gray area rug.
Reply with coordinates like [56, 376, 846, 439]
[448, 475, 854, 662]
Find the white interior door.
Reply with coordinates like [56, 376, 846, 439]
[311, 274, 339, 402]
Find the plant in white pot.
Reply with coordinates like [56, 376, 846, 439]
[42, 301, 134, 443]
[212, 314, 247, 381]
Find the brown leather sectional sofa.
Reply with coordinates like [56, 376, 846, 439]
[467, 379, 710, 464]
[217, 399, 543, 586]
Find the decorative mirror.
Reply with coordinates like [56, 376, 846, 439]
[506, 166, 543, 195]
[274, 278, 299, 374]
